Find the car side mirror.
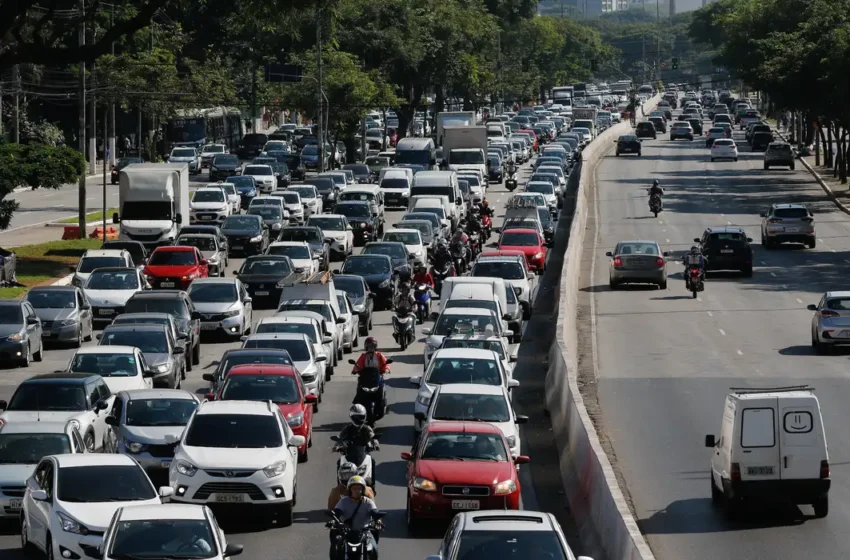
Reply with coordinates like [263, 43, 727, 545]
[143, 369, 156, 378]
[243, 297, 252, 304]
[747, 238, 753, 242]
[224, 544, 244, 557]
[80, 544, 102, 559]
[409, 376, 422, 385]
[508, 379, 520, 389]
[204, 393, 215, 401]
[159, 486, 175, 498]
[705, 434, 716, 448]
[515, 415, 529, 424]
[95, 400, 109, 412]
[315, 355, 327, 363]
[305, 393, 318, 403]
[414, 411, 426, 421]
[693, 238, 700, 243]
[105, 416, 118, 427]
[401, 451, 413, 461]
[289, 435, 306, 447]
[807, 304, 818, 311]
[421, 327, 432, 335]
[503, 330, 514, 337]
[32, 489, 49, 502]
[202, 374, 216, 383]
[515, 455, 531, 465]
[663, 251, 670, 257]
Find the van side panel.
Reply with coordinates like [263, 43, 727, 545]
[736, 398, 780, 481]
[780, 398, 826, 480]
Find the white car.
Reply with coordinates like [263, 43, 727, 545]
[243, 164, 277, 194]
[267, 241, 318, 276]
[276, 299, 344, 366]
[287, 185, 323, 217]
[471, 254, 535, 319]
[421, 308, 513, 364]
[438, 334, 518, 379]
[271, 190, 305, 224]
[421, 383, 525, 456]
[255, 315, 333, 370]
[382, 228, 426, 265]
[710, 138, 739, 162]
[169, 400, 304, 526]
[307, 214, 354, 260]
[66, 346, 155, 392]
[409, 348, 517, 435]
[199, 144, 227, 169]
[0, 421, 87, 520]
[186, 277, 254, 337]
[241, 333, 327, 400]
[572, 127, 592, 145]
[72, 249, 134, 288]
[537, 165, 567, 191]
[190, 186, 232, 225]
[87, 503, 244, 560]
[83, 267, 146, 325]
[214, 181, 242, 213]
[169, 147, 201, 174]
[21, 454, 172, 560]
[272, 310, 338, 376]
[335, 291, 360, 353]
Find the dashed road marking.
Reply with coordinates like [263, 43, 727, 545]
[719, 328, 726, 336]
[770, 272, 776, 277]
[666, 238, 670, 243]
[736, 349, 744, 356]
[796, 298, 804, 304]
[707, 311, 713, 317]
[727, 221, 732, 225]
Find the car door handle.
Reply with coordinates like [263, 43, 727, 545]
[784, 456, 789, 468]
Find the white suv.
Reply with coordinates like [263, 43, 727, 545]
[169, 400, 305, 526]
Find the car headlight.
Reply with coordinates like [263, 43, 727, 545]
[505, 435, 517, 449]
[250, 235, 264, 242]
[416, 394, 431, 407]
[379, 279, 390, 288]
[55, 319, 77, 327]
[154, 363, 170, 374]
[312, 250, 324, 258]
[335, 235, 345, 242]
[220, 310, 240, 318]
[287, 412, 304, 427]
[425, 341, 437, 353]
[176, 460, 197, 476]
[67, 420, 81, 431]
[58, 511, 89, 535]
[494, 479, 517, 495]
[263, 461, 287, 478]
[181, 273, 198, 281]
[124, 439, 146, 453]
[246, 189, 257, 196]
[413, 477, 437, 492]
[6, 333, 23, 342]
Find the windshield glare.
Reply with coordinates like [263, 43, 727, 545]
[101, 330, 168, 353]
[267, 245, 310, 260]
[242, 258, 292, 275]
[501, 232, 539, 246]
[309, 218, 346, 231]
[421, 433, 507, 461]
[188, 283, 237, 303]
[9, 385, 87, 411]
[242, 338, 311, 361]
[58, 465, 156, 502]
[26, 291, 76, 309]
[455, 530, 567, 559]
[185, 414, 283, 448]
[110, 519, 217, 559]
[126, 398, 198, 427]
[220, 375, 300, 404]
[79, 257, 124, 274]
[0, 434, 71, 464]
[473, 261, 524, 280]
[176, 236, 218, 252]
[427, 358, 501, 385]
[433, 394, 510, 422]
[343, 257, 390, 275]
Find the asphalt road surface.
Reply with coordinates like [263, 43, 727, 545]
[585, 115, 850, 558]
[0, 155, 590, 560]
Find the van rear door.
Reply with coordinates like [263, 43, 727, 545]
[738, 399, 780, 482]
[780, 397, 823, 480]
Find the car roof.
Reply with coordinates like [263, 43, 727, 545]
[119, 503, 207, 521]
[704, 227, 746, 234]
[188, 277, 237, 285]
[75, 345, 139, 354]
[102, 324, 167, 334]
[226, 364, 299, 376]
[384, 228, 419, 235]
[196, 399, 275, 416]
[119, 388, 199, 401]
[152, 245, 194, 253]
[28, 286, 78, 293]
[81, 249, 126, 258]
[436, 383, 505, 396]
[22, 373, 98, 384]
[55, 453, 138, 468]
[502, 228, 539, 235]
[771, 203, 807, 210]
[244, 333, 310, 342]
[269, 241, 310, 247]
[0, 421, 74, 434]
[113, 312, 173, 320]
[431, 348, 499, 360]
[458, 510, 559, 532]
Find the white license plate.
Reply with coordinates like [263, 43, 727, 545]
[8, 499, 21, 510]
[747, 466, 774, 476]
[98, 309, 113, 315]
[784, 227, 799, 233]
[201, 324, 218, 330]
[232, 246, 243, 250]
[451, 500, 480, 510]
[255, 291, 269, 296]
[161, 282, 175, 288]
[215, 494, 245, 503]
[720, 249, 734, 254]
[161, 460, 171, 469]
[201, 216, 212, 220]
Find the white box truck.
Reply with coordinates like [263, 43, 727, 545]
[442, 125, 488, 181]
[436, 111, 477, 147]
[113, 163, 191, 249]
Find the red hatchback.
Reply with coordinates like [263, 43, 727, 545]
[498, 228, 547, 272]
[144, 245, 209, 289]
[402, 421, 528, 525]
[210, 364, 316, 462]
[516, 128, 539, 151]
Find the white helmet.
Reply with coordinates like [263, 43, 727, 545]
[349, 404, 367, 426]
[338, 462, 357, 484]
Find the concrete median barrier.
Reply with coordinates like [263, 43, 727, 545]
[544, 97, 659, 560]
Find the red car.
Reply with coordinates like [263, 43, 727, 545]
[516, 128, 539, 151]
[402, 421, 528, 524]
[497, 228, 547, 272]
[144, 245, 209, 289]
[209, 364, 316, 462]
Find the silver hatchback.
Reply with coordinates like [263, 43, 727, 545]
[606, 240, 669, 289]
[808, 292, 850, 353]
[760, 203, 815, 249]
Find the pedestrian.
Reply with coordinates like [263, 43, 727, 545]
[123, 136, 131, 156]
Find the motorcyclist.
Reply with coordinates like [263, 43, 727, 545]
[682, 245, 706, 286]
[432, 240, 453, 271]
[412, 263, 434, 289]
[451, 228, 469, 246]
[649, 180, 664, 198]
[328, 462, 374, 511]
[478, 199, 494, 218]
[337, 404, 379, 454]
[352, 337, 391, 376]
[330, 476, 382, 558]
[394, 283, 416, 310]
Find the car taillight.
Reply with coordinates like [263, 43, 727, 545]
[612, 256, 623, 266]
[821, 460, 830, 479]
[803, 217, 814, 223]
[768, 218, 781, 223]
[821, 310, 840, 318]
[731, 462, 741, 482]
[655, 257, 665, 267]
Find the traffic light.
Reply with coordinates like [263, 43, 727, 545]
[672, 57, 679, 70]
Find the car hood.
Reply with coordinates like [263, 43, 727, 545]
[285, 203, 302, 213]
[191, 201, 228, 211]
[144, 352, 172, 367]
[415, 459, 514, 486]
[0, 463, 37, 485]
[61, 499, 160, 533]
[193, 302, 239, 314]
[499, 245, 538, 257]
[289, 258, 314, 272]
[122, 425, 184, 444]
[178, 445, 286, 469]
[103, 376, 147, 393]
[144, 264, 198, 276]
[200, 250, 220, 260]
[84, 289, 139, 306]
[250, 175, 276, 182]
[0, 324, 23, 338]
[223, 229, 262, 238]
[32, 308, 77, 322]
[360, 273, 391, 287]
[260, 218, 283, 227]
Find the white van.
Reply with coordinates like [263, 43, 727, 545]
[378, 166, 414, 185]
[440, 284, 508, 332]
[408, 194, 452, 221]
[337, 185, 384, 218]
[379, 168, 413, 209]
[705, 386, 830, 517]
[410, 198, 450, 230]
[411, 170, 463, 228]
[440, 277, 509, 319]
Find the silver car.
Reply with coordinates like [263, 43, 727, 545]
[175, 233, 228, 276]
[808, 291, 850, 354]
[760, 203, 815, 249]
[25, 286, 93, 347]
[335, 291, 360, 353]
[98, 323, 187, 389]
[186, 277, 253, 337]
[606, 240, 669, 289]
[103, 389, 200, 474]
[168, 147, 201, 175]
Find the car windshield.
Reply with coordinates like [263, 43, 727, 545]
[501, 232, 539, 246]
[433, 393, 510, 422]
[58, 465, 156, 502]
[125, 398, 198, 427]
[26, 291, 76, 309]
[248, 207, 283, 220]
[109, 519, 217, 559]
[125, 298, 189, 318]
[172, 149, 195, 158]
[101, 329, 169, 353]
[176, 236, 218, 252]
[345, 165, 369, 174]
[420, 432, 508, 462]
[70, 352, 139, 376]
[243, 166, 273, 176]
[193, 190, 225, 203]
[219, 184, 237, 196]
[339, 192, 375, 204]
[256, 322, 315, 340]
[364, 244, 405, 259]
[706, 233, 746, 246]
[242, 338, 311, 361]
[220, 374, 300, 404]
[280, 229, 322, 243]
[434, 314, 499, 337]
[149, 251, 196, 266]
[8, 384, 87, 411]
[773, 207, 809, 218]
[336, 204, 371, 218]
[229, 176, 254, 188]
[539, 167, 564, 178]
[78, 257, 124, 273]
[442, 339, 506, 359]
[187, 283, 238, 303]
[527, 183, 554, 195]
[426, 358, 501, 385]
[223, 216, 261, 230]
[302, 145, 318, 155]
[384, 232, 419, 245]
[398, 222, 431, 239]
[278, 302, 331, 322]
[0, 434, 71, 464]
[381, 178, 408, 190]
[616, 243, 658, 255]
[203, 145, 225, 154]
[276, 193, 300, 204]
[213, 154, 238, 165]
[241, 258, 292, 276]
[405, 214, 440, 228]
[473, 261, 525, 280]
[455, 530, 567, 559]
[288, 187, 315, 199]
[343, 257, 390, 275]
[185, 414, 282, 448]
[333, 277, 366, 298]
[309, 217, 346, 231]
[267, 245, 311, 260]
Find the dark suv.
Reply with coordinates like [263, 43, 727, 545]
[636, 121, 657, 139]
[123, 291, 202, 368]
[696, 228, 753, 277]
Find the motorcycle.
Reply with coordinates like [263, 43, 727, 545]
[469, 233, 481, 259]
[685, 266, 704, 298]
[505, 173, 518, 191]
[481, 213, 493, 239]
[326, 509, 386, 560]
[413, 284, 431, 324]
[349, 362, 391, 426]
[649, 193, 663, 217]
[392, 306, 416, 350]
[332, 431, 379, 487]
[450, 243, 467, 274]
[430, 262, 455, 295]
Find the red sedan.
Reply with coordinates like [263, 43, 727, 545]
[497, 228, 547, 272]
[402, 421, 528, 525]
[516, 128, 539, 151]
[144, 245, 209, 289]
[209, 364, 316, 462]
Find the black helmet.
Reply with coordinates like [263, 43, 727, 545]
[652, 180, 659, 187]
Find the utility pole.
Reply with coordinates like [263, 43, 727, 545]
[90, 76, 97, 175]
[109, 6, 116, 166]
[316, 2, 325, 173]
[103, 105, 108, 241]
[250, 65, 257, 132]
[78, 0, 87, 237]
[656, 0, 660, 84]
[13, 65, 20, 143]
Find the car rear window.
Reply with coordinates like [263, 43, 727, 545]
[768, 144, 792, 153]
[706, 233, 746, 246]
[773, 208, 808, 218]
[714, 139, 734, 146]
[826, 298, 850, 310]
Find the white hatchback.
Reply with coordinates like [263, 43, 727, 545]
[710, 139, 739, 162]
[382, 228, 426, 265]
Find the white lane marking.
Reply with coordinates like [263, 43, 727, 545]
[796, 298, 804, 304]
[770, 272, 776, 277]
[719, 328, 726, 336]
[832, 249, 837, 253]
[818, 238, 824, 243]
[707, 311, 713, 317]
[736, 349, 743, 356]
[721, 213, 725, 217]
[658, 220, 663, 224]
[727, 221, 732, 225]
[666, 238, 670, 243]
[697, 296, 702, 302]
[760, 260, 767, 265]
[662, 229, 667, 233]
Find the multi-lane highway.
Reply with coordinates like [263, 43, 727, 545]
[0, 155, 590, 559]
[584, 115, 850, 558]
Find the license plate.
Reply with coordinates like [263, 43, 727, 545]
[255, 291, 269, 296]
[161, 460, 171, 468]
[201, 324, 218, 330]
[161, 282, 175, 288]
[201, 216, 212, 220]
[215, 494, 245, 503]
[232, 246, 243, 250]
[784, 227, 799, 233]
[720, 249, 734, 254]
[98, 309, 113, 316]
[9, 499, 21, 510]
[747, 466, 774, 476]
[451, 500, 479, 510]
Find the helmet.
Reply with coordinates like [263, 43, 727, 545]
[455, 228, 464, 236]
[347, 475, 367, 491]
[690, 245, 699, 253]
[349, 404, 367, 425]
[338, 462, 357, 484]
[364, 336, 378, 351]
[417, 263, 426, 272]
[652, 180, 659, 187]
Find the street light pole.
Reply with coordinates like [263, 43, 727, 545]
[78, 0, 87, 238]
[316, 2, 325, 173]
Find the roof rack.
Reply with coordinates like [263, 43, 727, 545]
[729, 385, 814, 394]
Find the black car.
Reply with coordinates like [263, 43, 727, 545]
[234, 255, 299, 308]
[282, 154, 306, 180]
[123, 290, 202, 367]
[111, 157, 143, 184]
[635, 121, 657, 139]
[332, 274, 374, 335]
[339, 254, 396, 310]
[101, 240, 148, 266]
[221, 214, 269, 256]
[686, 118, 703, 136]
[228, 175, 258, 208]
[203, 348, 294, 393]
[239, 133, 269, 159]
[343, 163, 372, 184]
[616, 134, 641, 156]
[334, 201, 381, 245]
[751, 131, 775, 151]
[209, 154, 242, 181]
[304, 177, 338, 209]
[271, 162, 291, 188]
[246, 205, 286, 241]
[362, 241, 413, 275]
[537, 207, 555, 244]
[252, 156, 278, 166]
[696, 227, 753, 277]
[487, 155, 503, 182]
[746, 124, 772, 143]
[649, 117, 667, 133]
[278, 226, 329, 271]
[403, 211, 447, 241]
[178, 225, 229, 255]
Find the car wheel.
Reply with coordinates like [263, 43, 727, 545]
[808, 238, 817, 249]
[813, 496, 829, 518]
[20, 343, 30, 367]
[791, 163, 796, 170]
[74, 327, 83, 348]
[406, 492, 420, 533]
[193, 340, 201, 365]
[741, 266, 753, 278]
[46, 532, 54, 560]
[659, 280, 667, 290]
[84, 431, 96, 452]
[20, 514, 36, 557]
[609, 279, 618, 290]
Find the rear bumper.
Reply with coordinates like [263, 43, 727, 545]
[610, 268, 665, 284]
[765, 232, 814, 243]
[723, 478, 830, 502]
[704, 256, 751, 271]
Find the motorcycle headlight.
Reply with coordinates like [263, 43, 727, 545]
[155, 364, 170, 374]
[494, 479, 517, 495]
[263, 461, 287, 478]
[413, 477, 437, 492]
[379, 279, 390, 288]
[287, 412, 304, 427]
[58, 511, 89, 535]
[250, 235, 264, 243]
[124, 439, 146, 453]
[176, 460, 197, 477]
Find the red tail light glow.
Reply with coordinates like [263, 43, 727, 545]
[655, 257, 665, 267]
[821, 310, 840, 318]
[821, 460, 830, 479]
[731, 462, 741, 482]
[612, 256, 623, 267]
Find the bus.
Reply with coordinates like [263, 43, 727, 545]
[551, 86, 574, 106]
[166, 107, 243, 152]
